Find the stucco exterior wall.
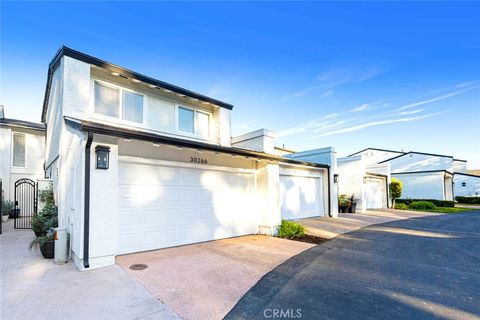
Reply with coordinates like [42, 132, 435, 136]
[453, 160, 468, 173]
[337, 156, 366, 209]
[454, 174, 480, 197]
[387, 153, 453, 173]
[0, 126, 45, 201]
[393, 172, 446, 200]
[354, 149, 404, 165]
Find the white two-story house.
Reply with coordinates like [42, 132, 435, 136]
[0, 108, 45, 202]
[348, 148, 479, 201]
[41, 47, 337, 270]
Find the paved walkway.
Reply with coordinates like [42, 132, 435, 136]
[226, 211, 480, 319]
[300, 209, 440, 239]
[0, 221, 180, 320]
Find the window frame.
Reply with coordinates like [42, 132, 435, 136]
[175, 104, 211, 138]
[12, 132, 27, 168]
[92, 79, 146, 125]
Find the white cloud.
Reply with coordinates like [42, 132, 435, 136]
[282, 64, 385, 101]
[349, 104, 369, 112]
[396, 85, 479, 111]
[396, 108, 424, 116]
[310, 113, 442, 138]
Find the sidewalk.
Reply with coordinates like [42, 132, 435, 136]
[299, 209, 440, 239]
[0, 221, 180, 320]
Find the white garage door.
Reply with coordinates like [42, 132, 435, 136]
[365, 179, 383, 209]
[280, 171, 324, 220]
[117, 158, 258, 255]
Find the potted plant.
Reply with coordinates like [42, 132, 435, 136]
[29, 230, 55, 259]
[31, 203, 58, 237]
[338, 194, 351, 213]
[9, 203, 20, 219]
[2, 200, 14, 222]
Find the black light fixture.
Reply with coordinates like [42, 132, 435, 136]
[334, 174, 339, 183]
[95, 145, 110, 169]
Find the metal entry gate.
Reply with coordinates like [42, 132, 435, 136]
[14, 178, 37, 229]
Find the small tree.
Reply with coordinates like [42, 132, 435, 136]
[390, 178, 403, 209]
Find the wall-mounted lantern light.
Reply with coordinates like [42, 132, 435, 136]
[334, 174, 339, 183]
[95, 145, 110, 170]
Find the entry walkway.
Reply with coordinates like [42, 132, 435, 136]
[0, 221, 180, 320]
[300, 209, 440, 239]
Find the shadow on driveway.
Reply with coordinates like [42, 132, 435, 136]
[226, 211, 480, 320]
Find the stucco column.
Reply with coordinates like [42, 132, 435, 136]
[256, 162, 281, 236]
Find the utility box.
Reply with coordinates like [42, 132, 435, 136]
[54, 227, 69, 264]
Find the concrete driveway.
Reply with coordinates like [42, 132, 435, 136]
[0, 221, 180, 320]
[116, 235, 314, 320]
[300, 209, 440, 239]
[226, 211, 480, 319]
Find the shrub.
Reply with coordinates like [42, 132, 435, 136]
[39, 185, 55, 205]
[394, 203, 409, 210]
[277, 220, 305, 239]
[390, 178, 403, 208]
[31, 203, 58, 235]
[409, 201, 436, 210]
[396, 199, 454, 208]
[2, 200, 14, 216]
[455, 196, 480, 204]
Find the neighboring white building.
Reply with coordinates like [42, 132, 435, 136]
[336, 156, 390, 211]
[0, 111, 45, 202]
[349, 148, 478, 201]
[41, 47, 336, 270]
[454, 173, 480, 197]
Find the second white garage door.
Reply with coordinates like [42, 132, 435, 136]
[365, 179, 383, 209]
[117, 158, 258, 255]
[280, 169, 324, 220]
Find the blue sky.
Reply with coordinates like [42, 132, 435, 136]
[1, 1, 479, 167]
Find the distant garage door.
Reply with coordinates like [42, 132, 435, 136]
[280, 168, 324, 220]
[365, 179, 383, 209]
[117, 158, 258, 255]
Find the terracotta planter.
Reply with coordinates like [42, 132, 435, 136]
[40, 240, 54, 259]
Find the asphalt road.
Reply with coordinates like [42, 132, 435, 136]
[226, 211, 480, 320]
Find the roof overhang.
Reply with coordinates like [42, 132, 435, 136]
[64, 117, 329, 170]
[0, 118, 45, 131]
[42, 46, 234, 122]
[393, 170, 454, 176]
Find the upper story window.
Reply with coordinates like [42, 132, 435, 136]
[12, 133, 26, 167]
[94, 80, 144, 123]
[177, 106, 210, 137]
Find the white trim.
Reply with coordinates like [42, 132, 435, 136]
[118, 155, 255, 174]
[11, 132, 27, 168]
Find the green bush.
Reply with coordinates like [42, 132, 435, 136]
[455, 196, 480, 204]
[396, 199, 454, 208]
[277, 220, 305, 239]
[394, 203, 409, 210]
[2, 200, 14, 216]
[39, 185, 55, 205]
[409, 201, 436, 210]
[31, 203, 58, 235]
